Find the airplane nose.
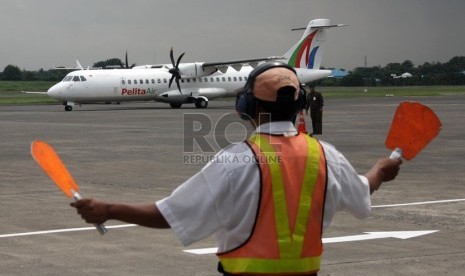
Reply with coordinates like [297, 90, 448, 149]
[47, 84, 60, 98]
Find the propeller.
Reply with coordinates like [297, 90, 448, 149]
[124, 51, 136, 69]
[168, 47, 185, 93]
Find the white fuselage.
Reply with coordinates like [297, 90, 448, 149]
[47, 66, 245, 104]
[47, 65, 331, 106]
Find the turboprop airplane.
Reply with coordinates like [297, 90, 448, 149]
[43, 19, 344, 111]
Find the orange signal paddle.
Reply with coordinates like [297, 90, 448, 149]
[31, 140, 107, 235]
[386, 101, 441, 160]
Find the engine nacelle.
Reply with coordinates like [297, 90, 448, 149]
[177, 62, 217, 78]
[157, 91, 189, 103]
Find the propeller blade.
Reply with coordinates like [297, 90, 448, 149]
[170, 47, 175, 67]
[169, 75, 175, 88]
[125, 51, 129, 69]
[176, 52, 185, 68]
[175, 77, 182, 93]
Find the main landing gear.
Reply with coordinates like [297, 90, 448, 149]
[168, 97, 208, 109]
[195, 98, 208, 109]
[170, 103, 183, 109]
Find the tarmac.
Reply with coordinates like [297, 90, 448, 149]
[1, 95, 464, 276]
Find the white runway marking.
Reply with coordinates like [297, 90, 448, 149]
[183, 230, 439, 255]
[372, 198, 465, 208]
[1, 198, 463, 239]
[0, 224, 137, 238]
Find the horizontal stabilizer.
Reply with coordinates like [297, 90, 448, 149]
[292, 24, 347, 31]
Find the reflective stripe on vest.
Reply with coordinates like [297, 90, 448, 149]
[218, 133, 327, 275]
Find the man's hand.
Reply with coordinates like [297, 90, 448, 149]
[71, 199, 170, 229]
[365, 157, 402, 194]
[71, 199, 110, 225]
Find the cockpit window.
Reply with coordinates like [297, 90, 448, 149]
[73, 76, 80, 82]
[80, 76, 87, 81]
[62, 76, 73, 82]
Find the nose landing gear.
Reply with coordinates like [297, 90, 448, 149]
[63, 102, 75, 111]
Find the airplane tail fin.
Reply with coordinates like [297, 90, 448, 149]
[283, 19, 346, 69]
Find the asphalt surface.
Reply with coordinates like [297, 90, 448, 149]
[1, 95, 464, 276]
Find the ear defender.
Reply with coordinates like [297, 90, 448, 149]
[236, 61, 305, 121]
[235, 90, 256, 121]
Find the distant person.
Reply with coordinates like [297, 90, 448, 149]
[305, 85, 324, 134]
[71, 62, 401, 275]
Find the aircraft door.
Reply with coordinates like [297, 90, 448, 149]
[119, 77, 127, 97]
[121, 77, 127, 88]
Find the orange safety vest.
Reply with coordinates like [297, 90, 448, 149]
[218, 133, 327, 275]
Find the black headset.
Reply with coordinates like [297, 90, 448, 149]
[235, 61, 306, 121]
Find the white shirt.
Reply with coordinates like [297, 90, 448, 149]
[156, 121, 371, 252]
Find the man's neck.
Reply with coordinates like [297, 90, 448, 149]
[251, 113, 271, 128]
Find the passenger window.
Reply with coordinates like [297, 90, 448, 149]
[73, 76, 80, 82]
[128, 80, 132, 84]
[222, 77, 226, 82]
[140, 79, 143, 84]
[233, 77, 237, 81]
[122, 80, 126, 85]
[163, 79, 167, 83]
[211, 77, 214, 82]
[239, 77, 243, 81]
[158, 79, 161, 83]
[216, 77, 220, 82]
[146, 79, 149, 84]
[134, 80, 137, 84]
[228, 77, 231, 82]
[193, 78, 196, 83]
[204, 78, 208, 82]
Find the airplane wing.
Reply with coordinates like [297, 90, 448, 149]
[133, 56, 284, 74]
[201, 56, 284, 73]
[53, 60, 86, 70]
[21, 90, 48, 95]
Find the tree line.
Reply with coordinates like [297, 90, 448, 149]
[0, 58, 126, 82]
[320, 56, 465, 86]
[2, 56, 465, 86]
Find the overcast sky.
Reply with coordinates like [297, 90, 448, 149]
[1, 0, 464, 71]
